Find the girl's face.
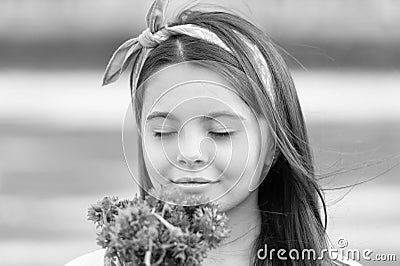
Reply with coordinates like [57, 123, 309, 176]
[139, 62, 275, 212]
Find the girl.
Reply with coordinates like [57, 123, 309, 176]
[66, 0, 360, 265]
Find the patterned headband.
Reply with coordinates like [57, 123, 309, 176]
[102, 0, 275, 105]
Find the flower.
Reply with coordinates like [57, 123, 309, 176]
[88, 185, 230, 266]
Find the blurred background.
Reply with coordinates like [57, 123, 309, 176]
[1, 0, 399, 265]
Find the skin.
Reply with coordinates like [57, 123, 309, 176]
[139, 62, 276, 264]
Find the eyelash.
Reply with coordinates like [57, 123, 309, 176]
[153, 131, 234, 138]
[210, 131, 231, 138]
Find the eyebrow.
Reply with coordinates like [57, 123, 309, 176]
[146, 110, 246, 121]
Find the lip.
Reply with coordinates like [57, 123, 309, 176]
[171, 177, 218, 193]
[172, 177, 216, 184]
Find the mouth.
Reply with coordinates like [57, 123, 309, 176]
[171, 177, 217, 192]
[172, 177, 216, 184]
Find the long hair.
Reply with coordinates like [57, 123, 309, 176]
[131, 9, 336, 266]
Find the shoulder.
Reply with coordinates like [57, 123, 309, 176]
[64, 249, 106, 266]
[334, 252, 363, 266]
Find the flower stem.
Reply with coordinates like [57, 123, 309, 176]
[144, 238, 153, 266]
[151, 212, 183, 237]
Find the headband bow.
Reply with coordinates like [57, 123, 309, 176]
[102, 0, 275, 105]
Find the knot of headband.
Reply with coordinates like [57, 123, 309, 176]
[102, 0, 275, 105]
[137, 27, 170, 48]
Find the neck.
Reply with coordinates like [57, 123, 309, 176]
[204, 192, 261, 265]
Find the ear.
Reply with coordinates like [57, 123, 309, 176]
[248, 116, 276, 192]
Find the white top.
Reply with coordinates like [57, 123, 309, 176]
[64, 248, 363, 266]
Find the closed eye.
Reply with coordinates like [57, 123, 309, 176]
[153, 131, 235, 138]
[153, 131, 176, 138]
[209, 131, 234, 138]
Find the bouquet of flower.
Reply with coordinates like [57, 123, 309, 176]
[87, 186, 230, 266]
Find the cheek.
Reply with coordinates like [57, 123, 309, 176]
[142, 137, 174, 184]
[143, 138, 162, 164]
[213, 136, 260, 212]
[143, 133, 179, 163]
[214, 129, 260, 183]
[216, 141, 248, 183]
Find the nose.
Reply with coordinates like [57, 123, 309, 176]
[176, 128, 209, 169]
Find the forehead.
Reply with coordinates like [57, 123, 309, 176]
[141, 63, 253, 120]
